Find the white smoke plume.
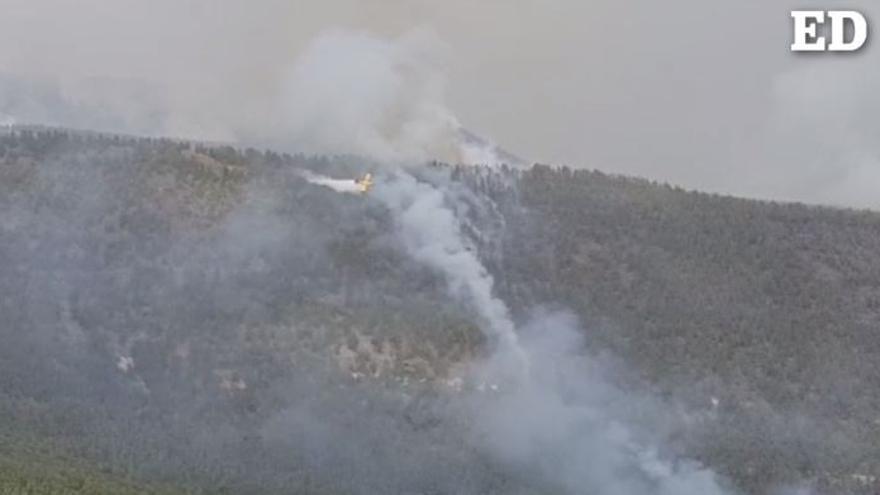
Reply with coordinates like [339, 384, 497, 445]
[469, 311, 729, 495]
[282, 29, 454, 163]
[300, 170, 364, 195]
[367, 169, 732, 494]
[280, 29, 505, 166]
[373, 171, 528, 374]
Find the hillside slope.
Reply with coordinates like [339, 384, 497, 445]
[2, 128, 879, 493]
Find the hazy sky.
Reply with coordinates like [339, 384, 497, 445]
[0, 0, 878, 208]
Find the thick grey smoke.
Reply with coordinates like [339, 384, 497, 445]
[372, 170, 731, 494]
[470, 311, 728, 495]
[374, 172, 527, 369]
[282, 29, 460, 164]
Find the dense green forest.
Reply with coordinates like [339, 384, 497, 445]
[1, 128, 879, 494]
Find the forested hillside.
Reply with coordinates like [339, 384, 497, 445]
[2, 128, 879, 494]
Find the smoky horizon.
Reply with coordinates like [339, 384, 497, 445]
[0, 1, 878, 208]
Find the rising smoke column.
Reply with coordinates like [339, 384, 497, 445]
[286, 27, 731, 495]
[373, 171, 530, 377]
[371, 171, 730, 495]
[281, 28, 507, 166]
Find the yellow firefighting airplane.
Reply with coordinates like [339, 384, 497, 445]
[355, 173, 374, 194]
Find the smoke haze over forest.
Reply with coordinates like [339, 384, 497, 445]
[2, 2, 880, 494]
[1, 0, 879, 207]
